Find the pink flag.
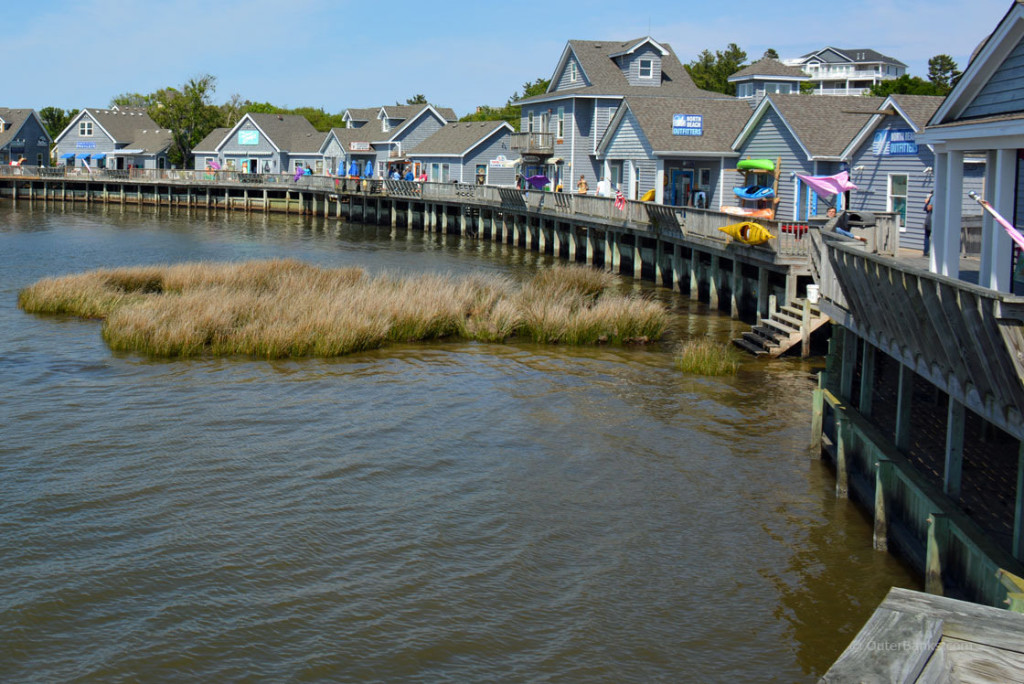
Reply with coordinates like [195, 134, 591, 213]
[796, 171, 858, 197]
[614, 189, 625, 210]
[969, 191, 1024, 251]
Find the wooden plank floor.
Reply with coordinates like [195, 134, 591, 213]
[821, 587, 1024, 683]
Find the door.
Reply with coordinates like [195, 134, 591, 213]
[670, 169, 693, 206]
[888, 174, 908, 228]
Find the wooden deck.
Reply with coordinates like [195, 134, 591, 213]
[822, 587, 1024, 683]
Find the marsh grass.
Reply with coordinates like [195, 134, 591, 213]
[676, 338, 741, 376]
[19, 260, 667, 358]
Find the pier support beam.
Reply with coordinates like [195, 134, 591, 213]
[709, 255, 720, 310]
[895, 364, 914, 453]
[689, 250, 699, 300]
[840, 328, 857, 402]
[757, 267, 769, 324]
[944, 399, 965, 499]
[859, 342, 875, 417]
[731, 259, 741, 319]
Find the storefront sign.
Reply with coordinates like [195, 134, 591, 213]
[489, 155, 515, 168]
[76, 141, 96, 149]
[238, 130, 259, 145]
[672, 114, 703, 136]
[872, 129, 917, 156]
[349, 141, 371, 152]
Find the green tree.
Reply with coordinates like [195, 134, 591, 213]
[764, 48, 780, 60]
[520, 78, 550, 99]
[38, 106, 77, 140]
[148, 74, 225, 168]
[927, 54, 961, 95]
[109, 92, 156, 108]
[867, 74, 944, 97]
[459, 77, 551, 131]
[403, 94, 428, 105]
[686, 43, 747, 95]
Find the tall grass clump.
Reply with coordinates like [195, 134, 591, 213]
[675, 338, 741, 376]
[19, 260, 667, 358]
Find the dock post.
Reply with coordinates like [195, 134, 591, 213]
[757, 267, 769, 325]
[801, 298, 812, 357]
[874, 459, 890, 551]
[709, 255, 720, 311]
[835, 411, 849, 497]
[586, 228, 595, 264]
[391, 202, 397, 227]
[538, 221, 547, 253]
[1014, 443, 1024, 560]
[689, 249, 699, 300]
[611, 233, 622, 271]
[566, 226, 576, 261]
[731, 259, 741, 319]
[633, 237, 642, 279]
[895, 364, 913, 453]
[926, 514, 947, 596]
[460, 207, 467, 236]
[655, 239, 664, 285]
[671, 245, 682, 292]
[552, 222, 562, 257]
[840, 328, 857, 402]
[943, 399, 965, 499]
[811, 372, 824, 453]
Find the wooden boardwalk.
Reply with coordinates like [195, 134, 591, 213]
[822, 587, 1024, 682]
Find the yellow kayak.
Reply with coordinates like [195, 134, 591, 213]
[640, 188, 656, 202]
[718, 221, 775, 245]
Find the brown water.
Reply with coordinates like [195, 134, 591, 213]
[0, 203, 917, 682]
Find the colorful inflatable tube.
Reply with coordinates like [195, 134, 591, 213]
[733, 185, 775, 200]
[737, 158, 775, 172]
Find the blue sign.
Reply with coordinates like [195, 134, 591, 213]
[238, 130, 259, 145]
[872, 129, 917, 156]
[672, 114, 703, 137]
[76, 141, 96, 149]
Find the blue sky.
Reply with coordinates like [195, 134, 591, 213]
[5, 0, 1012, 115]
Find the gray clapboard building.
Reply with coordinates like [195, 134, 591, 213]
[192, 113, 327, 174]
[54, 108, 172, 170]
[0, 109, 51, 167]
[336, 104, 456, 178]
[517, 37, 728, 195]
[409, 120, 516, 185]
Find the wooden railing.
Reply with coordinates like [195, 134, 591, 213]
[813, 232, 1024, 441]
[509, 132, 554, 155]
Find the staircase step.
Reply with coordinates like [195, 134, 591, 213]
[763, 317, 800, 335]
[749, 327, 783, 345]
[773, 309, 803, 327]
[732, 337, 768, 356]
[745, 330, 779, 349]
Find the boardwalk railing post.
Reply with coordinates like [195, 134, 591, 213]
[835, 411, 849, 498]
[811, 372, 824, 454]
[801, 297, 811, 357]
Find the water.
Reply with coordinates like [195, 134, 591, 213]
[0, 203, 917, 682]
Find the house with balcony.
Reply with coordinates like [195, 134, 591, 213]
[335, 104, 456, 178]
[189, 113, 327, 174]
[727, 55, 810, 103]
[54, 107, 172, 170]
[0, 109, 51, 167]
[516, 36, 728, 194]
[594, 96, 753, 206]
[784, 47, 906, 96]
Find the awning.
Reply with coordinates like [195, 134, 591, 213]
[60, 153, 75, 159]
[544, 157, 564, 165]
[108, 149, 145, 155]
[92, 153, 106, 160]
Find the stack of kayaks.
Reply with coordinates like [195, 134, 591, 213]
[718, 221, 776, 246]
[721, 158, 776, 219]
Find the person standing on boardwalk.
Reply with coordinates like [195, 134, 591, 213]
[923, 192, 934, 256]
[577, 175, 588, 195]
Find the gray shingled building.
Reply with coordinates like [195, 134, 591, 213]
[54, 107, 173, 170]
[0, 108, 51, 167]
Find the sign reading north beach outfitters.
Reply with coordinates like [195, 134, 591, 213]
[672, 114, 703, 136]
[872, 129, 918, 156]
[238, 130, 260, 145]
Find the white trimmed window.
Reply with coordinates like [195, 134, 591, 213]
[569, 61, 578, 83]
[79, 121, 93, 136]
[527, 112, 534, 133]
[888, 174, 908, 228]
[639, 59, 653, 79]
[557, 107, 565, 138]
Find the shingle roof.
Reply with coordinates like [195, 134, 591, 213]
[520, 38, 718, 103]
[379, 104, 457, 122]
[87, 108, 162, 143]
[767, 94, 884, 157]
[193, 127, 230, 153]
[130, 128, 174, 154]
[888, 95, 945, 129]
[729, 58, 808, 81]
[329, 127, 377, 153]
[613, 97, 754, 153]
[411, 120, 511, 155]
[246, 113, 325, 153]
[0, 108, 40, 148]
[345, 107, 378, 122]
[796, 47, 907, 68]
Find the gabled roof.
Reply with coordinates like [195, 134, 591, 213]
[841, 94, 945, 158]
[130, 128, 174, 154]
[926, 0, 1024, 128]
[794, 47, 906, 68]
[728, 57, 809, 82]
[344, 107, 378, 123]
[377, 104, 457, 123]
[326, 127, 377, 154]
[411, 120, 513, 157]
[56, 107, 162, 146]
[597, 96, 753, 156]
[526, 37, 717, 104]
[608, 36, 669, 58]
[192, 127, 231, 154]
[229, 113, 325, 153]
[733, 94, 884, 160]
[0, 108, 51, 148]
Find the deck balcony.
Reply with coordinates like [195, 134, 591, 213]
[510, 132, 554, 157]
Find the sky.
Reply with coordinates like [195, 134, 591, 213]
[4, 0, 1014, 116]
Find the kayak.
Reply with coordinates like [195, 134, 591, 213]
[640, 188, 656, 202]
[733, 184, 775, 200]
[718, 221, 775, 245]
[720, 205, 775, 219]
[737, 158, 775, 172]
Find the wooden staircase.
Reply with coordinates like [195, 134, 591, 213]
[733, 296, 830, 357]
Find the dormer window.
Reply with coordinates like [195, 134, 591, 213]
[569, 61, 578, 83]
[79, 121, 93, 136]
[639, 59, 653, 79]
